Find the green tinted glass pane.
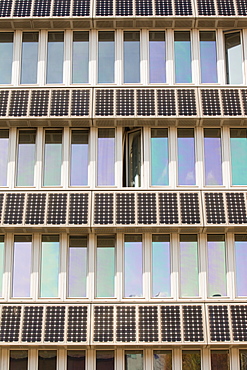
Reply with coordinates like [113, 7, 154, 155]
[40, 236, 59, 297]
[97, 236, 115, 297]
[151, 129, 169, 186]
[230, 129, 247, 185]
[44, 131, 62, 186]
[180, 235, 199, 297]
[0, 237, 4, 296]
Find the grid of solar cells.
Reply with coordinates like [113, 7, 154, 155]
[241, 90, 247, 115]
[197, 0, 216, 15]
[9, 90, 29, 117]
[139, 306, 158, 342]
[71, 90, 90, 116]
[53, 0, 71, 16]
[137, 193, 157, 224]
[177, 89, 197, 116]
[161, 306, 181, 342]
[0, 0, 12, 17]
[69, 193, 89, 225]
[205, 193, 226, 224]
[95, 90, 114, 116]
[159, 193, 179, 224]
[96, 0, 113, 16]
[47, 193, 67, 224]
[231, 305, 247, 341]
[116, 306, 136, 342]
[208, 305, 230, 342]
[116, 0, 133, 16]
[22, 306, 43, 342]
[137, 90, 155, 116]
[50, 90, 70, 117]
[0, 90, 9, 116]
[93, 306, 114, 342]
[217, 0, 236, 15]
[0, 306, 21, 342]
[33, 0, 51, 16]
[67, 306, 88, 342]
[221, 90, 242, 116]
[4, 193, 25, 224]
[73, 0, 91, 16]
[155, 0, 173, 15]
[236, 0, 247, 15]
[201, 89, 221, 116]
[94, 193, 114, 224]
[0, 194, 4, 224]
[175, 0, 193, 15]
[116, 193, 135, 224]
[226, 193, 247, 224]
[180, 193, 201, 224]
[157, 90, 176, 116]
[44, 306, 65, 342]
[116, 89, 135, 116]
[13, 0, 32, 16]
[30, 90, 49, 117]
[183, 306, 204, 342]
[25, 193, 46, 225]
[135, 0, 153, 16]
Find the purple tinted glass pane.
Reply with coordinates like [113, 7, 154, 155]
[97, 129, 115, 186]
[149, 32, 166, 83]
[68, 237, 87, 297]
[178, 129, 195, 185]
[204, 129, 222, 185]
[200, 32, 217, 83]
[13, 237, 32, 297]
[124, 32, 140, 83]
[70, 130, 88, 186]
[124, 235, 142, 297]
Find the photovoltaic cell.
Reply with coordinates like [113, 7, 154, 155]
[180, 193, 201, 224]
[47, 193, 67, 224]
[95, 90, 114, 116]
[93, 306, 114, 342]
[73, 0, 91, 16]
[208, 305, 230, 342]
[4, 193, 25, 224]
[25, 193, 46, 225]
[30, 90, 49, 117]
[9, 91, 29, 117]
[96, 0, 113, 16]
[116, 0, 133, 16]
[236, 0, 247, 15]
[226, 193, 247, 224]
[116, 193, 135, 224]
[159, 193, 179, 224]
[201, 89, 221, 116]
[33, 0, 52, 16]
[135, 0, 153, 16]
[197, 0, 216, 15]
[157, 90, 176, 116]
[116, 306, 136, 342]
[175, 0, 193, 15]
[177, 89, 197, 116]
[94, 193, 114, 225]
[44, 306, 65, 342]
[53, 0, 71, 16]
[67, 306, 88, 342]
[217, 0, 235, 15]
[0, 306, 21, 342]
[137, 90, 155, 116]
[161, 306, 181, 342]
[116, 89, 135, 116]
[71, 90, 90, 116]
[205, 193, 226, 224]
[50, 90, 70, 117]
[183, 306, 204, 342]
[139, 306, 158, 342]
[22, 306, 43, 342]
[137, 193, 157, 224]
[69, 193, 89, 225]
[0, 0, 12, 17]
[13, 0, 32, 16]
[231, 305, 247, 341]
[0, 91, 9, 116]
[221, 90, 242, 116]
[155, 0, 173, 15]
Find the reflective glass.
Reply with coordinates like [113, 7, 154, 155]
[98, 31, 115, 83]
[152, 235, 170, 297]
[240, 350, 247, 370]
[13, 236, 32, 297]
[207, 235, 227, 297]
[178, 128, 195, 185]
[0, 236, 4, 297]
[230, 128, 247, 185]
[96, 351, 114, 370]
[225, 32, 243, 84]
[174, 31, 192, 83]
[40, 236, 59, 298]
[38, 351, 57, 370]
[17, 130, 36, 186]
[97, 128, 115, 186]
[211, 351, 229, 370]
[153, 350, 172, 370]
[70, 130, 88, 186]
[10, 350, 28, 370]
[124, 235, 142, 297]
[47, 32, 64, 84]
[200, 31, 217, 83]
[235, 235, 247, 296]
[43, 130, 62, 186]
[125, 351, 143, 370]
[204, 128, 222, 185]
[124, 32, 140, 83]
[149, 31, 166, 83]
[180, 235, 199, 297]
[72, 31, 89, 83]
[21, 32, 39, 84]
[68, 236, 87, 298]
[128, 129, 141, 187]
[151, 129, 169, 186]
[0, 130, 9, 186]
[97, 236, 115, 297]
[67, 350, 85, 370]
[182, 351, 201, 370]
[0, 33, 13, 84]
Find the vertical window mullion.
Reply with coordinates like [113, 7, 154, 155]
[140, 29, 148, 85]
[12, 30, 21, 86]
[64, 30, 72, 86]
[8, 128, 17, 189]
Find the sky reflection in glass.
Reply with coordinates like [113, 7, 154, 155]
[207, 235, 226, 297]
[97, 129, 115, 186]
[47, 32, 64, 84]
[174, 32, 192, 83]
[178, 128, 195, 185]
[96, 351, 114, 370]
[44, 130, 62, 186]
[98, 31, 115, 83]
[235, 235, 247, 297]
[21, 32, 38, 84]
[68, 236, 87, 297]
[124, 32, 140, 83]
[149, 31, 166, 83]
[152, 235, 170, 297]
[125, 235, 142, 297]
[72, 31, 89, 83]
[200, 31, 217, 83]
[182, 351, 201, 370]
[153, 351, 172, 370]
[0, 130, 9, 186]
[180, 235, 199, 297]
[0, 33, 13, 84]
[204, 128, 222, 185]
[13, 236, 32, 297]
[125, 351, 143, 370]
[40, 236, 59, 298]
[70, 130, 88, 186]
[225, 32, 243, 84]
[230, 129, 247, 185]
[17, 130, 36, 187]
[97, 236, 115, 297]
[151, 129, 169, 186]
[0, 237, 4, 297]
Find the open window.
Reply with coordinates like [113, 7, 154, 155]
[123, 128, 142, 187]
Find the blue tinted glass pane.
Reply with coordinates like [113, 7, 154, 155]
[68, 237, 87, 297]
[180, 236, 199, 297]
[204, 129, 222, 185]
[97, 129, 115, 186]
[44, 131, 62, 186]
[151, 129, 169, 186]
[178, 129, 195, 185]
[0, 130, 9, 186]
[47, 32, 64, 84]
[124, 32, 140, 83]
[70, 130, 88, 186]
[0, 237, 4, 297]
[200, 32, 217, 83]
[41, 236, 59, 297]
[225, 32, 243, 84]
[0, 33, 13, 84]
[235, 237, 247, 296]
[21, 33, 39, 84]
[149, 32, 166, 83]
[72, 32, 89, 83]
[17, 130, 36, 186]
[230, 129, 247, 185]
[13, 237, 32, 297]
[152, 236, 170, 297]
[174, 32, 192, 83]
[207, 237, 226, 297]
[125, 236, 142, 297]
[98, 32, 115, 83]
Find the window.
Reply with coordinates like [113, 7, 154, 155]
[124, 31, 140, 83]
[43, 130, 62, 186]
[207, 235, 227, 297]
[67, 351, 85, 370]
[125, 351, 143, 370]
[97, 128, 115, 186]
[153, 351, 172, 370]
[0, 32, 13, 84]
[72, 31, 89, 84]
[230, 128, 247, 185]
[200, 31, 217, 83]
[177, 128, 195, 185]
[124, 235, 142, 297]
[180, 235, 199, 297]
[9, 350, 28, 370]
[96, 351, 114, 370]
[16, 130, 36, 187]
[211, 351, 229, 370]
[70, 130, 88, 186]
[149, 31, 166, 83]
[40, 235, 59, 298]
[0, 236, 4, 297]
[182, 351, 201, 370]
[124, 128, 142, 187]
[240, 350, 247, 370]
[0, 130, 9, 186]
[152, 235, 170, 297]
[38, 351, 57, 370]
[174, 31, 192, 83]
[12, 236, 32, 298]
[68, 236, 87, 298]
[96, 236, 115, 298]
[204, 128, 222, 185]
[47, 32, 64, 84]
[151, 128, 169, 186]
[225, 31, 243, 84]
[98, 31, 115, 83]
[21, 32, 39, 84]
[235, 235, 247, 297]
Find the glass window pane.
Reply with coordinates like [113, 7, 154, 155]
[0, 33, 13, 84]
[200, 31, 217, 83]
[68, 236, 87, 298]
[97, 128, 115, 186]
[0, 130, 9, 186]
[235, 235, 247, 296]
[182, 351, 201, 370]
[128, 129, 141, 187]
[180, 235, 199, 297]
[240, 350, 247, 370]
[204, 128, 222, 185]
[151, 129, 169, 186]
[67, 350, 85, 370]
[125, 351, 143, 370]
[178, 128, 195, 185]
[17, 130, 36, 186]
[72, 31, 89, 84]
[230, 128, 247, 185]
[124, 32, 140, 83]
[43, 130, 62, 186]
[47, 32, 64, 84]
[38, 351, 57, 370]
[225, 32, 243, 84]
[152, 235, 170, 297]
[96, 351, 114, 370]
[97, 236, 115, 297]
[0, 236, 4, 297]
[13, 236, 32, 297]
[98, 31, 115, 83]
[70, 130, 88, 186]
[211, 351, 229, 370]
[21, 32, 39, 84]
[10, 350, 28, 370]
[174, 31, 192, 83]
[153, 350, 172, 370]
[40, 236, 59, 298]
[149, 31, 166, 83]
[124, 235, 142, 297]
[207, 235, 227, 297]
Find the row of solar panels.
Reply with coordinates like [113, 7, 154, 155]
[0, 88, 246, 121]
[0, 303, 246, 345]
[0, 191, 246, 227]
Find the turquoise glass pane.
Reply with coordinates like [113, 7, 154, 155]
[153, 351, 172, 370]
[17, 130, 36, 186]
[207, 236, 226, 297]
[21, 32, 39, 84]
[40, 236, 59, 297]
[125, 235, 142, 297]
[174, 32, 192, 83]
[151, 129, 169, 186]
[47, 32, 64, 84]
[72, 31, 89, 83]
[68, 237, 87, 297]
[235, 236, 247, 296]
[0, 237, 4, 297]
[44, 130, 62, 186]
[200, 31, 217, 83]
[13, 236, 32, 297]
[98, 32, 115, 83]
[225, 32, 243, 84]
[70, 130, 88, 186]
[152, 235, 170, 297]
[124, 32, 140, 83]
[230, 129, 247, 185]
[180, 236, 199, 297]
[182, 351, 201, 370]
[149, 32, 166, 83]
[0, 33, 13, 84]
[0, 130, 9, 186]
[204, 128, 222, 185]
[97, 246, 115, 297]
[97, 129, 115, 186]
[178, 129, 195, 185]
